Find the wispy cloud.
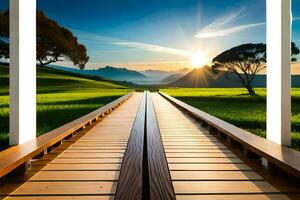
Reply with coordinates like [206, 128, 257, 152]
[195, 9, 300, 39]
[73, 29, 191, 57]
[200, 7, 246, 31]
[196, 23, 265, 38]
[195, 7, 266, 39]
[113, 41, 191, 57]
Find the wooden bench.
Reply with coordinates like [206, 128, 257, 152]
[159, 91, 300, 179]
[115, 91, 175, 200]
[0, 92, 133, 180]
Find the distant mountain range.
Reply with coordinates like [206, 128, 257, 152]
[50, 65, 190, 85]
[49, 65, 300, 87]
[169, 66, 300, 88]
[141, 68, 190, 84]
[50, 65, 148, 83]
[95, 66, 148, 82]
[141, 70, 172, 80]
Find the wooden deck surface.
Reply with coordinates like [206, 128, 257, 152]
[151, 93, 298, 200]
[1, 92, 300, 200]
[4, 93, 142, 200]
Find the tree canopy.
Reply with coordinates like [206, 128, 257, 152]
[0, 11, 9, 58]
[292, 42, 300, 62]
[212, 43, 300, 95]
[0, 11, 89, 69]
[37, 11, 89, 69]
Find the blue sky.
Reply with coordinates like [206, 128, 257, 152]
[0, 0, 300, 71]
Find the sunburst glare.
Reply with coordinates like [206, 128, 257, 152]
[190, 51, 209, 68]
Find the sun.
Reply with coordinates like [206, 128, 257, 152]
[190, 52, 209, 68]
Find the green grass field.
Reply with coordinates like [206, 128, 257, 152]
[161, 88, 300, 150]
[0, 65, 131, 149]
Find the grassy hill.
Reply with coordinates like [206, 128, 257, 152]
[0, 65, 132, 149]
[161, 88, 300, 151]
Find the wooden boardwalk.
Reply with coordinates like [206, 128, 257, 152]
[151, 93, 299, 200]
[4, 93, 142, 199]
[1, 92, 300, 200]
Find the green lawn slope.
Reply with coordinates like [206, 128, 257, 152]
[161, 88, 300, 151]
[0, 65, 132, 149]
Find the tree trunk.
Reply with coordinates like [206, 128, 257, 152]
[245, 85, 256, 95]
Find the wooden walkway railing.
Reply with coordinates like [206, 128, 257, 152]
[1, 91, 300, 200]
[159, 91, 300, 179]
[152, 93, 300, 199]
[3, 93, 142, 199]
[0, 92, 133, 181]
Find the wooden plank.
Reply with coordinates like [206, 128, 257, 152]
[167, 157, 243, 164]
[43, 163, 121, 171]
[171, 171, 263, 181]
[29, 171, 119, 181]
[176, 194, 290, 200]
[115, 92, 146, 200]
[163, 138, 219, 142]
[165, 149, 231, 153]
[10, 182, 117, 195]
[168, 163, 251, 171]
[166, 152, 237, 158]
[163, 141, 224, 146]
[67, 147, 126, 150]
[164, 146, 227, 149]
[58, 152, 124, 158]
[146, 91, 176, 200]
[164, 144, 226, 148]
[64, 149, 125, 153]
[71, 144, 127, 147]
[173, 181, 279, 194]
[6, 196, 113, 200]
[51, 158, 123, 164]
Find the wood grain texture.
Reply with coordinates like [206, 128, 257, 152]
[10, 181, 117, 195]
[146, 91, 176, 200]
[170, 171, 263, 181]
[6, 196, 114, 200]
[176, 194, 290, 200]
[115, 92, 146, 200]
[173, 181, 279, 194]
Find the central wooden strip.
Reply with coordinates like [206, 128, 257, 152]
[146, 91, 176, 200]
[115, 92, 146, 200]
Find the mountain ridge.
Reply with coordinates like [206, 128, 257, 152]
[169, 66, 300, 87]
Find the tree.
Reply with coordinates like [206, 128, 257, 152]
[37, 11, 89, 69]
[0, 10, 9, 58]
[292, 42, 300, 62]
[212, 43, 300, 95]
[0, 10, 89, 69]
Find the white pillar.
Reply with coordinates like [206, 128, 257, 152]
[267, 0, 291, 146]
[10, 0, 36, 145]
